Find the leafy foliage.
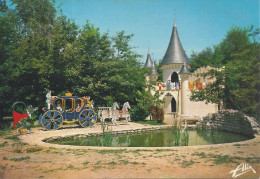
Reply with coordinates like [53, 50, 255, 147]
[190, 69, 225, 109]
[130, 90, 164, 121]
[0, 0, 148, 119]
[130, 91, 153, 121]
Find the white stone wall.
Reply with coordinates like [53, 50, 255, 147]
[182, 91, 218, 116]
[181, 75, 218, 116]
[161, 64, 182, 83]
[162, 68, 175, 82]
[180, 78, 189, 114]
[162, 91, 180, 114]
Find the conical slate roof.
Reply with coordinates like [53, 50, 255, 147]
[144, 49, 153, 68]
[149, 61, 159, 75]
[161, 21, 190, 65]
[179, 62, 191, 74]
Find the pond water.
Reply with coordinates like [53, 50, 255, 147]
[47, 129, 252, 147]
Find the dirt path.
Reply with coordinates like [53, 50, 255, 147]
[0, 123, 259, 178]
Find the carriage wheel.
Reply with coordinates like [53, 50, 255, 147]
[40, 110, 63, 130]
[79, 109, 97, 128]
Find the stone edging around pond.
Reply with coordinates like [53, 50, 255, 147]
[198, 110, 259, 138]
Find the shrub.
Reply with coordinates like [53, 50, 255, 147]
[130, 106, 150, 121]
[150, 105, 164, 123]
[130, 91, 153, 121]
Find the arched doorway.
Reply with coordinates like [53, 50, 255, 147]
[171, 97, 176, 112]
[171, 72, 178, 83]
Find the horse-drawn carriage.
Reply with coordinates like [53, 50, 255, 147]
[98, 102, 131, 125]
[38, 93, 97, 130]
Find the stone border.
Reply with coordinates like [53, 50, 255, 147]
[199, 110, 259, 138]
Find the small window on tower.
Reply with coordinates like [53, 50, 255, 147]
[171, 72, 179, 83]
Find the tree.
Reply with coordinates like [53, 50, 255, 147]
[112, 30, 134, 60]
[190, 48, 214, 72]
[190, 69, 225, 110]
[0, 0, 150, 122]
[75, 22, 146, 106]
[130, 91, 153, 121]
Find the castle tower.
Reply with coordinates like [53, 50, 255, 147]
[144, 49, 153, 69]
[144, 49, 159, 91]
[148, 20, 218, 119]
[149, 60, 159, 81]
[179, 62, 191, 114]
[161, 21, 190, 83]
[159, 21, 191, 114]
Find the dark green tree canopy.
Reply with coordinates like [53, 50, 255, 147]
[0, 0, 147, 119]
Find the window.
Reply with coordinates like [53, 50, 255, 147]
[171, 72, 179, 83]
[55, 99, 64, 112]
[65, 99, 74, 113]
[171, 97, 176, 112]
[75, 99, 84, 112]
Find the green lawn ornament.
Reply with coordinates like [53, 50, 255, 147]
[12, 101, 28, 130]
[12, 101, 37, 133]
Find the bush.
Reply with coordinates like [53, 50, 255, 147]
[150, 105, 164, 123]
[130, 91, 153, 121]
[130, 106, 149, 121]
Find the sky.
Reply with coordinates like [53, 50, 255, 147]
[56, 0, 259, 64]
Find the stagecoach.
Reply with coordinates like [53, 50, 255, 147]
[38, 93, 97, 130]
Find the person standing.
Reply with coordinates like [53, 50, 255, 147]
[46, 90, 51, 110]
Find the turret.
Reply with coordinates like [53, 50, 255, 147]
[149, 60, 159, 81]
[179, 62, 191, 115]
[144, 49, 153, 68]
[161, 21, 191, 83]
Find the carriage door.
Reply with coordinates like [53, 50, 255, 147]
[65, 98, 75, 120]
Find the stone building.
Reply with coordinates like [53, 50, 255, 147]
[144, 21, 218, 118]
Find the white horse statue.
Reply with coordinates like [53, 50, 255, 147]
[121, 102, 131, 124]
[100, 102, 119, 125]
[111, 102, 120, 125]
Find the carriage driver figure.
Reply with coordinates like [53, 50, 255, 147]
[46, 90, 51, 110]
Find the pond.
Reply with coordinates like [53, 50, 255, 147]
[46, 129, 252, 147]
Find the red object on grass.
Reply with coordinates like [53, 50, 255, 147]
[12, 110, 28, 130]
